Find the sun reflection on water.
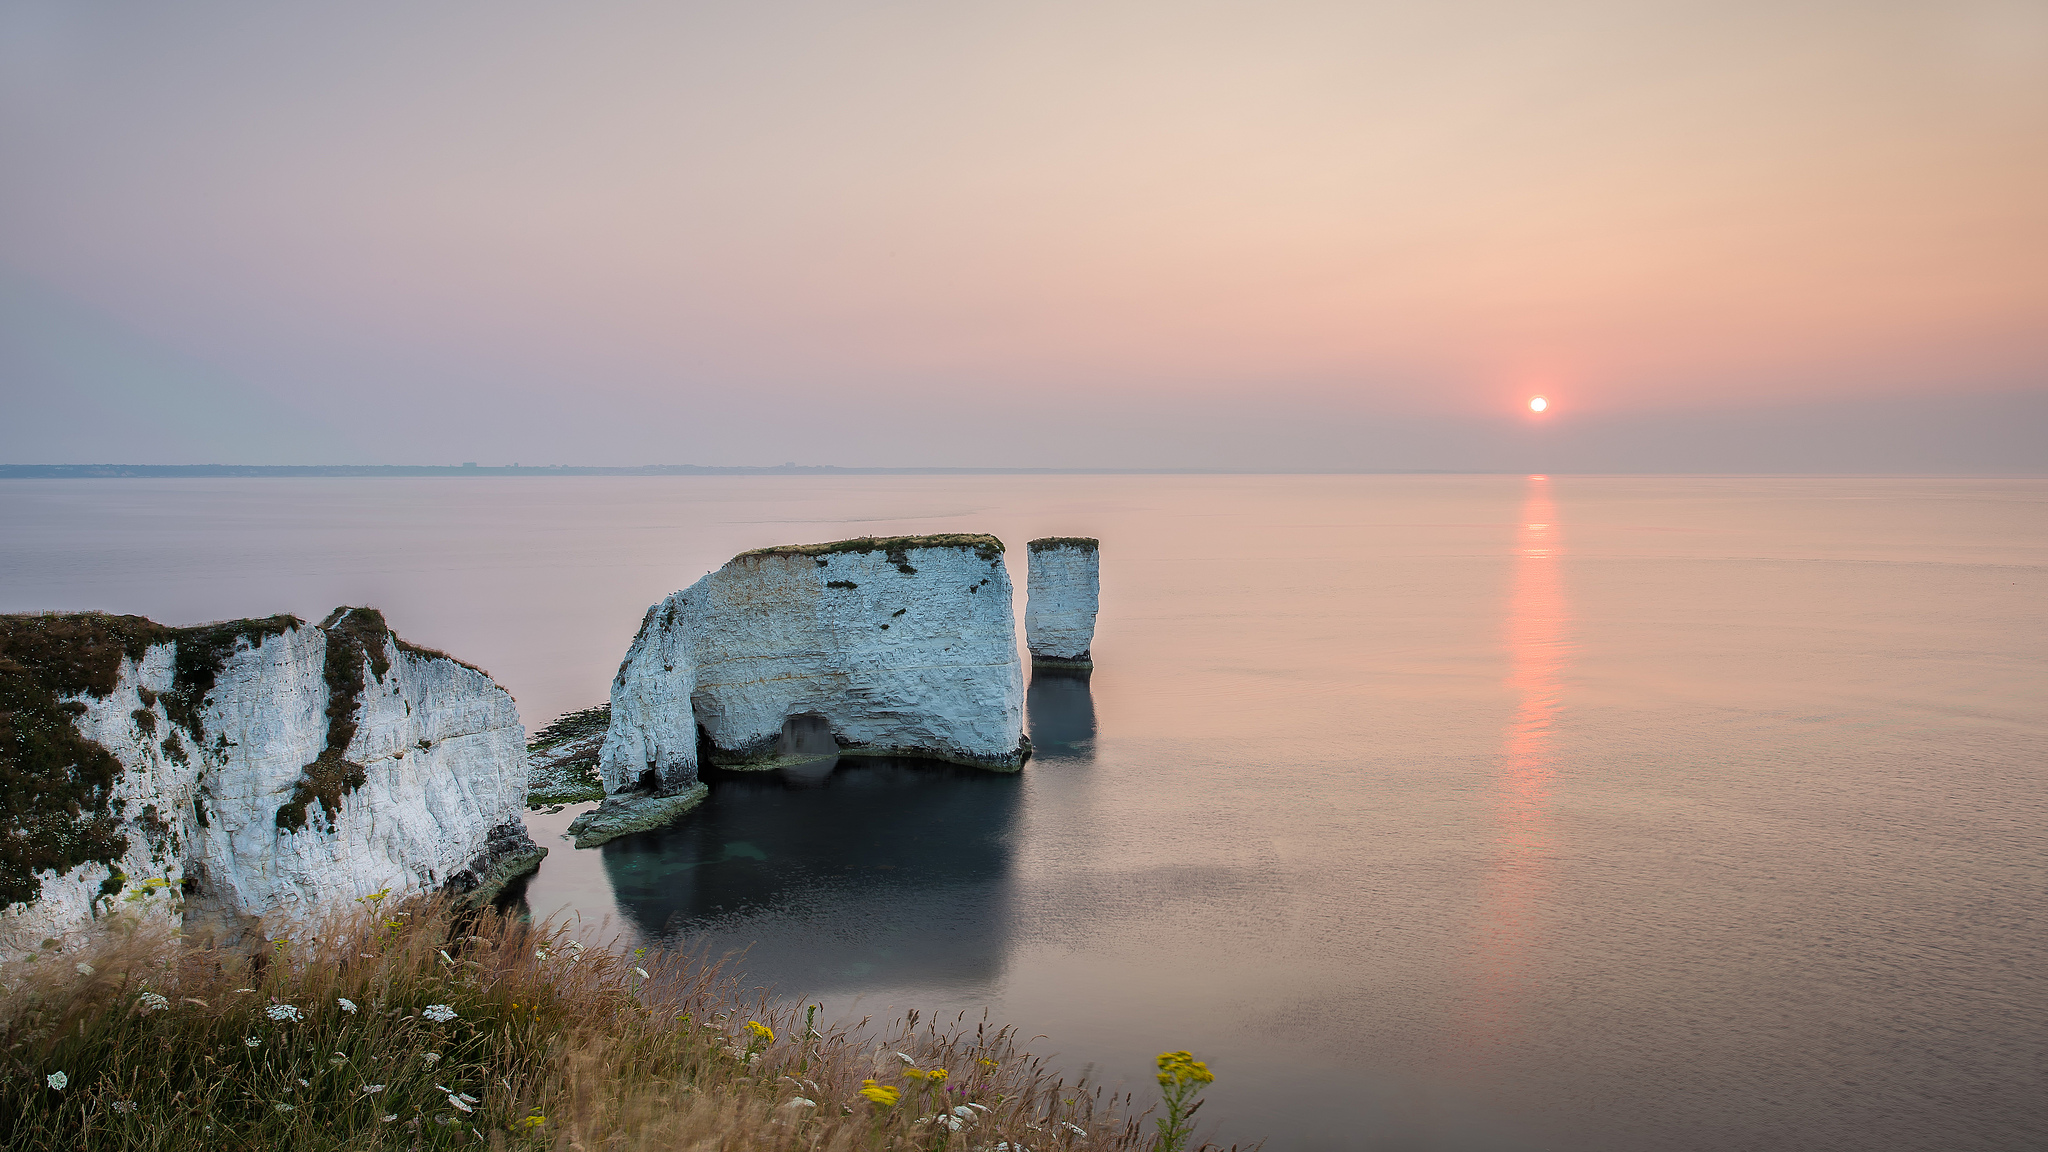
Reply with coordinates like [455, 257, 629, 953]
[1464, 475, 1573, 1055]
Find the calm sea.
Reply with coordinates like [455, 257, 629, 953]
[3, 475, 2044, 1151]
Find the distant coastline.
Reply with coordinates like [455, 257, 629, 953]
[0, 463, 1458, 478]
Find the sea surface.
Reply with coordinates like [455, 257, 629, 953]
[3, 474, 2044, 1151]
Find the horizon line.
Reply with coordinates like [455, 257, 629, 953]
[3, 464, 2044, 479]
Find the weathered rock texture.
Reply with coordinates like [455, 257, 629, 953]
[526, 704, 608, 806]
[579, 535, 1028, 846]
[1025, 537, 1100, 670]
[0, 609, 542, 947]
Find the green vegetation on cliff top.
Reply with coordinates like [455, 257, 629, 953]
[735, 534, 1004, 561]
[0, 613, 299, 909]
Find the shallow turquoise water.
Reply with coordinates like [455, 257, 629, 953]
[4, 475, 2045, 1150]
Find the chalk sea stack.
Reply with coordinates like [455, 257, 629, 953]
[1025, 537, 1100, 671]
[0, 608, 543, 947]
[577, 534, 1029, 847]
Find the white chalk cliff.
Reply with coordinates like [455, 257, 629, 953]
[0, 609, 541, 947]
[1025, 537, 1100, 668]
[580, 535, 1027, 846]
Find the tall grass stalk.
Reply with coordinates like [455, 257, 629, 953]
[0, 895, 1223, 1150]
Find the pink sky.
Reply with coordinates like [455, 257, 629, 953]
[2, 1, 2044, 468]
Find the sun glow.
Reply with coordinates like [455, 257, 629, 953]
[1529, 396, 1548, 413]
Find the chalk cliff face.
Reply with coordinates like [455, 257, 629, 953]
[0, 609, 541, 946]
[1025, 537, 1100, 668]
[584, 535, 1028, 846]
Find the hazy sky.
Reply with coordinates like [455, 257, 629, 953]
[2, 0, 2044, 470]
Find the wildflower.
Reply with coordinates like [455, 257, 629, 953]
[446, 1094, 473, 1113]
[361, 1084, 386, 1095]
[781, 1097, 817, 1110]
[952, 1105, 980, 1121]
[935, 1113, 966, 1131]
[422, 1052, 441, 1066]
[75, 962, 95, 976]
[337, 998, 358, 1014]
[895, 1051, 918, 1066]
[266, 1003, 304, 1023]
[1155, 1050, 1214, 1088]
[112, 1100, 137, 1114]
[138, 992, 170, 1012]
[231, 987, 255, 994]
[274, 1103, 294, 1112]
[298, 1078, 310, 1087]
[421, 1004, 458, 1023]
[905, 1067, 930, 1081]
[518, 1113, 546, 1130]
[977, 1058, 1000, 1068]
[534, 949, 548, 961]
[380, 1114, 397, 1123]
[633, 966, 650, 979]
[928, 1068, 948, 1085]
[1062, 1122, 1088, 1136]
[437, 950, 454, 966]
[330, 1052, 348, 1066]
[46, 1071, 67, 1090]
[745, 1020, 774, 1043]
[859, 1080, 901, 1107]
[244, 1036, 262, 1048]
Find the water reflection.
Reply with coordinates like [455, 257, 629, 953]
[600, 757, 1022, 995]
[1027, 670, 1098, 760]
[1468, 476, 1572, 1048]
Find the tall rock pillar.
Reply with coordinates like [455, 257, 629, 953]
[1025, 537, 1099, 671]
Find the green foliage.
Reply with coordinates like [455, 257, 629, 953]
[276, 610, 390, 833]
[0, 899, 1164, 1151]
[0, 613, 291, 909]
[1152, 1051, 1215, 1152]
[526, 705, 607, 807]
[528, 705, 609, 752]
[736, 534, 1005, 563]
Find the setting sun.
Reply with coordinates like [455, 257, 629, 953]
[1529, 396, 1548, 412]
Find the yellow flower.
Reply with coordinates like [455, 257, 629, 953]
[927, 1068, 948, 1085]
[858, 1080, 901, 1107]
[903, 1067, 929, 1082]
[745, 1020, 775, 1043]
[1155, 1051, 1215, 1087]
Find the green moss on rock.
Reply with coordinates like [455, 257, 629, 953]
[736, 533, 1005, 563]
[0, 612, 298, 909]
[275, 608, 389, 833]
[1027, 536, 1099, 553]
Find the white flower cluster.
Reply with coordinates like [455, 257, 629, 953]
[265, 1003, 304, 1023]
[138, 992, 170, 1012]
[337, 998, 359, 1014]
[422, 1003, 458, 1023]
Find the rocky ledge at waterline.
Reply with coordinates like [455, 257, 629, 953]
[0, 608, 543, 946]
[574, 534, 1029, 847]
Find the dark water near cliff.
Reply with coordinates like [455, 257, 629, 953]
[4, 475, 2045, 1151]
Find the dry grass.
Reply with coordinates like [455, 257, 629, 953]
[0, 897, 1211, 1151]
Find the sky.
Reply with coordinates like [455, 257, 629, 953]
[2, 0, 2045, 471]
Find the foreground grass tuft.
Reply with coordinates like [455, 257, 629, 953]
[0, 897, 1236, 1150]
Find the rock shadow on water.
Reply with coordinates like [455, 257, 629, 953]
[1027, 669, 1096, 761]
[597, 755, 1022, 995]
